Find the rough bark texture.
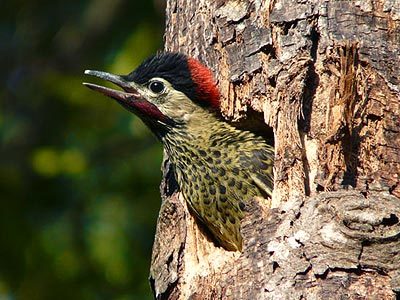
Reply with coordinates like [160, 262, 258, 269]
[149, 0, 400, 299]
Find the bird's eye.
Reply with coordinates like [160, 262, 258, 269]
[149, 81, 165, 94]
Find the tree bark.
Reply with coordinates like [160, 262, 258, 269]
[150, 0, 400, 299]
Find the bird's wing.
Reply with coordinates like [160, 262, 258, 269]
[242, 146, 274, 198]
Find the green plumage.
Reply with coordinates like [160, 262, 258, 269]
[163, 110, 273, 251]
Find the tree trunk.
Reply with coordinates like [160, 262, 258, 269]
[149, 0, 400, 299]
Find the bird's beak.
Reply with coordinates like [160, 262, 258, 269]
[83, 70, 141, 104]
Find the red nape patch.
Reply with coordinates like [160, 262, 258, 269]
[187, 58, 220, 109]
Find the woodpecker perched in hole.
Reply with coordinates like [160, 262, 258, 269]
[83, 52, 274, 251]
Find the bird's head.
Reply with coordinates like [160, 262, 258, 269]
[83, 52, 220, 135]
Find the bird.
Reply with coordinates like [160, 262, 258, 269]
[83, 52, 274, 251]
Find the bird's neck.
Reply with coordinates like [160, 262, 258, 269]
[162, 107, 233, 153]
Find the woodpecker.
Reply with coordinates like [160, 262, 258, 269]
[83, 52, 274, 251]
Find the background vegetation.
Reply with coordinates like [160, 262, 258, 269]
[1, 1, 164, 299]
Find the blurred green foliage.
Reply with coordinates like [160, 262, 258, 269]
[1, 1, 165, 299]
